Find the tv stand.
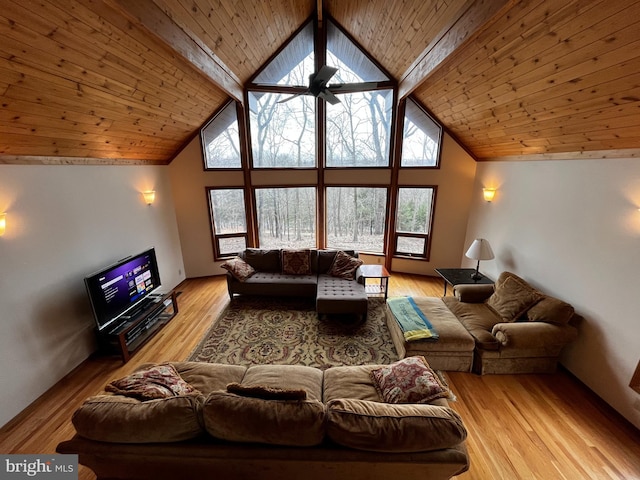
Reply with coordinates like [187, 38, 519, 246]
[100, 291, 178, 363]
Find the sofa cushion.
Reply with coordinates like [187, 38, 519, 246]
[370, 356, 452, 404]
[220, 256, 255, 281]
[172, 362, 247, 395]
[203, 391, 325, 446]
[442, 297, 501, 350]
[105, 363, 200, 401]
[72, 394, 204, 443]
[281, 249, 312, 275]
[242, 248, 281, 271]
[486, 273, 542, 322]
[323, 365, 385, 402]
[526, 296, 575, 325]
[326, 398, 467, 452]
[328, 250, 363, 279]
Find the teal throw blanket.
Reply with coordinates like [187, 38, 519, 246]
[387, 297, 439, 342]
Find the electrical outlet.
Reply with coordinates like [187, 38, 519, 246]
[178, 268, 183, 276]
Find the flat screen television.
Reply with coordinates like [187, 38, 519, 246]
[85, 247, 162, 332]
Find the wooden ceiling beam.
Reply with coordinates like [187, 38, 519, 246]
[105, 0, 243, 103]
[398, 0, 517, 100]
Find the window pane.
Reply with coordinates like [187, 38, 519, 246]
[255, 187, 316, 249]
[326, 187, 387, 253]
[401, 98, 442, 167]
[396, 236, 425, 255]
[219, 236, 247, 256]
[209, 189, 246, 234]
[396, 188, 434, 234]
[202, 102, 242, 169]
[248, 92, 315, 168]
[326, 90, 393, 167]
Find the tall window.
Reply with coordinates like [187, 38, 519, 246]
[326, 187, 388, 253]
[255, 187, 316, 249]
[207, 188, 248, 259]
[248, 92, 315, 168]
[202, 101, 242, 169]
[394, 187, 436, 258]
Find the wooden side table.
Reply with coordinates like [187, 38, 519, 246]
[359, 264, 390, 300]
[434, 268, 493, 296]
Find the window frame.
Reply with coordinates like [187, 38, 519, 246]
[393, 186, 437, 260]
[399, 97, 443, 169]
[201, 100, 244, 171]
[206, 187, 249, 261]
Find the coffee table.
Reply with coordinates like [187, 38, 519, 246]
[434, 268, 493, 296]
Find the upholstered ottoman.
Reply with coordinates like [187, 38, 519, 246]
[316, 274, 368, 321]
[385, 297, 475, 372]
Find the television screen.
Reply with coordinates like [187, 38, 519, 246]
[85, 248, 162, 332]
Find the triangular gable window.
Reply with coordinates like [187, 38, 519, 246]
[201, 101, 242, 169]
[401, 98, 442, 167]
[253, 22, 314, 87]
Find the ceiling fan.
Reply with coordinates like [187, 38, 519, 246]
[278, 65, 379, 105]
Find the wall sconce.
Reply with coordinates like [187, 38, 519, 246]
[142, 191, 156, 205]
[0, 213, 6, 236]
[482, 188, 497, 202]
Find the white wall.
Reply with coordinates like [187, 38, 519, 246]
[169, 132, 477, 277]
[464, 158, 640, 429]
[0, 164, 185, 428]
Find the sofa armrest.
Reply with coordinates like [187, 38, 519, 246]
[491, 322, 578, 349]
[453, 284, 494, 303]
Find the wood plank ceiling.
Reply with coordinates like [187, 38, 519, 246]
[0, 0, 638, 164]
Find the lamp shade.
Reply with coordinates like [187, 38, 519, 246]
[465, 238, 494, 261]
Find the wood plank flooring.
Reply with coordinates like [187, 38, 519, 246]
[1, 273, 639, 479]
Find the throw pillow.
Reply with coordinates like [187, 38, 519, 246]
[370, 356, 452, 404]
[486, 275, 542, 322]
[220, 256, 256, 282]
[328, 250, 363, 280]
[526, 296, 575, 325]
[281, 249, 312, 275]
[226, 383, 307, 401]
[105, 363, 200, 401]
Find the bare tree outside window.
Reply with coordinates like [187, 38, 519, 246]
[326, 187, 387, 253]
[255, 187, 316, 249]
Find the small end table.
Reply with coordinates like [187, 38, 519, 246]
[434, 268, 493, 296]
[359, 264, 390, 300]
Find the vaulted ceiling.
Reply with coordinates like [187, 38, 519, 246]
[1, 0, 639, 165]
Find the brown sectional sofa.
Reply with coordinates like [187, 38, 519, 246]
[386, 271, 579, 374]
[57, 361, 470, 480]
[226, 248, 368, 320]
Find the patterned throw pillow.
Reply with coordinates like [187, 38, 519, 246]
[221, 256, 256, 281]
[328, 250, 363, 279]
[281, 249, 312, 275]
[370, 356, 451, 404]
[105, 363, 200, 401]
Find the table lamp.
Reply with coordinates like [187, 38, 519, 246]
[465, 238, 494, 280]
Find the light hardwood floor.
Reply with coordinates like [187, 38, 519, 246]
[1, 273, 639, 479]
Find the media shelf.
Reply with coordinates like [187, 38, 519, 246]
[99, 291, 178, 363]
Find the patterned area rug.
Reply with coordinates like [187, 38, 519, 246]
[188, 296, 399, 368]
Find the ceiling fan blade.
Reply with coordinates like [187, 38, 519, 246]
[276, 90, 308, 104]
[327, 81, 380, 93]
[312, 65, 338, 86]
[318, 89, 341, 105]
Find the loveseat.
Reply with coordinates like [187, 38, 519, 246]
[386, 271, 579, 374]
[57, 360, 469, 480]
[443, 271, 579, 374]
[223, 248, 368, 320]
